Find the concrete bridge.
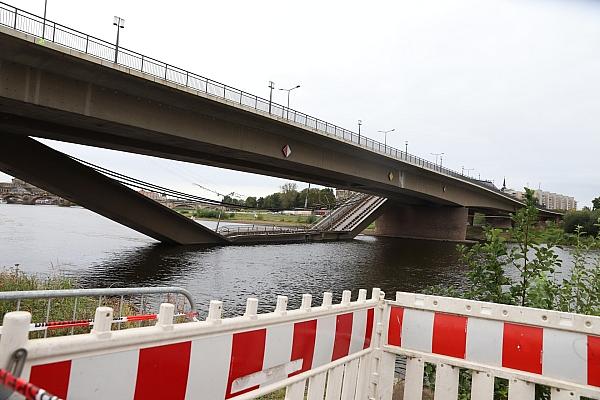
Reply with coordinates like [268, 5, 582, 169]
[0, 191, 61, 205]
[0, 4, 561, 244]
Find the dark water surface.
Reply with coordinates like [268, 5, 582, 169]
[0, 204, 578, 315]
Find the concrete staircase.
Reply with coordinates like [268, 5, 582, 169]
[313, 193, 387, 236]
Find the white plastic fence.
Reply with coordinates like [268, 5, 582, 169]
[0, 289, 381, 400]
[383, 292, 600, 400]
[0, 289, 599, 399]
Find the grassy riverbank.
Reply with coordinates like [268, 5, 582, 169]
[177, 208, 321, 226]
[0, 267, 135, 337]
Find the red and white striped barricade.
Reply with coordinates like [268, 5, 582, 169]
[0, 289, 382, 400]
[381, 292, 600, 400]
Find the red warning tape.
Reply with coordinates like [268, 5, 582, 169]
[0, 368, 63, 400]
[0, 311, 199, 334]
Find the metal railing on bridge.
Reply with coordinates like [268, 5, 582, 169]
[0, 1, 520, 203]
[218, 224, 315, 237]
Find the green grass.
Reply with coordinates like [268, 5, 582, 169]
[0, 267, 136, 337]
[176, 208, 323, 226]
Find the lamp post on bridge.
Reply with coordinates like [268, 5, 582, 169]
[268, 81, 275, 114]
[461, 166, 474, 177]
[113, 16, 125, 64]
[358, 120, 362, 143]
[430, 152, 444, 166]
[405, 141, 408, 154]
[279, 84, 300, 119]
[377, 128, 395, 147]
[42, 0, 48, 39]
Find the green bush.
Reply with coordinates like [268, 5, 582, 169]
[0, 267, 137, 337]
[563, 209, 600, 236]
[193, 208, 234, 219]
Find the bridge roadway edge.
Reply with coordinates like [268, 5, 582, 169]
[0, 134, 228, 245]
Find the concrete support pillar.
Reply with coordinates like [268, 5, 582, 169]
[374, 204, 468, 241]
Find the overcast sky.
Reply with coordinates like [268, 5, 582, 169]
[4, 0, 599, 206]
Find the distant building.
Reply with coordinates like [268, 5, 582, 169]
[0, 182, 11, 194]
[138, 190, 167, 201]
[534, 190, 577, 211]
[502, 183, 576, 211]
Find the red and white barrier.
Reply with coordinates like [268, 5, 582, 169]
[385, 292, 600, 397]
[3, 288, 600, 400]
[3, 290, 377, 400]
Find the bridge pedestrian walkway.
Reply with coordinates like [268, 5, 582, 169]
[0, 287, 598, 399]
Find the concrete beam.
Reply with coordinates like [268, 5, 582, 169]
[0, 134, 227, 245]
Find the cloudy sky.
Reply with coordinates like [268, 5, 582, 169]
[4, 0, 599, 206]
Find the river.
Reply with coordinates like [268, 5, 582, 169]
[0, 204, 581, 315]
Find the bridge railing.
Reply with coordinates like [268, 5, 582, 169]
[218, 224, 314, 237]
[0, 286, 198, 339]
[0, 1, 522, 201]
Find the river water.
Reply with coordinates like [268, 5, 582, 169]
[0, 204, 580, 315]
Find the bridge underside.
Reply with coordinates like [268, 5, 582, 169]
[0, 27, 526, 214]
[0, 134, 227, 245]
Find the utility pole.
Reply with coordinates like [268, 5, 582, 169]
[113, 16, 125, 64]
[268, 81, 275, 114]
[358, 120, 362, 144]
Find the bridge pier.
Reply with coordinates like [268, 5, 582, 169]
[374, 204, 468, 241]
[0, 134, 228, 245]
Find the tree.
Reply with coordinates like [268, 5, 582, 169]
[593, 196, 600, 211]
[245, 196, 257, 208]
[280, 183, 299, 209]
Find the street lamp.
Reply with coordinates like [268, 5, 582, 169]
[461, 166, 474, 177]
[405, 141, 408, 154]
[279, 84, 300, 119]
[377, 129, 395, 147]
[113, 16, 125, 64]
[42, 0, 48, 39]
[430, 152, 445, 166]
[268, 81, 275, 114]
[358, 120, 362, 143]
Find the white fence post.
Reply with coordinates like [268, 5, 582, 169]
[207, 300, 223, 322]
[301, 294, 312, 311]
[275, 295, 288, 315]
[157, 303, 175, 329]
[471, 371, 494, 400]
[433, 363, 459, 400]
[508, 379, 535, 400]
[0, 311, 31, 369]
[322, 292, 333, 308]
[91, 306, 113, 339]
